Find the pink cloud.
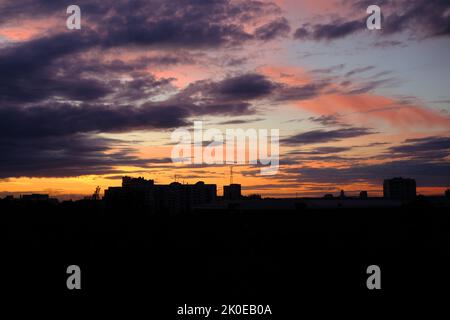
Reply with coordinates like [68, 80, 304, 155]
[297, 93, 450, 129]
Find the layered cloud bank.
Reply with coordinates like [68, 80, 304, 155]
[0, 0, 449, 196]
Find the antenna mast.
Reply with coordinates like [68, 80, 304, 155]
[230, 166, 233, 185]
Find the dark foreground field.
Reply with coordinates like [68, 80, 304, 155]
[3, 200, 449, 317]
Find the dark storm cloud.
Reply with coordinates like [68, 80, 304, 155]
[0, 93, 257, 182]
[288, 155, 363, 163]
[0, 30, 194, 103]
[101, 15, 250, 49]
[388, 136, 450, 160]
[193, 101, 255, 116]
[0, 32, 104, 103]
[355, 0, 450, 37]
[0, 134, 153, 178]
[0, 103, 189, 138]
[0, 0, 286, 102]
[254, 17, 291, 40]
[288, 146, 353, 155]
[308, 115, 345, 127]
[390, 136, 450, 154]
[214, 73, 277, 100]
[0, 71, 274, 170]
[278, 136, 450, 187]
[282, 127, 375, 145]
[64, 55, 190, 75]
[354, 142, 390, 148]
[142, 54, 196, 66]
[173, 73, 276, 105]
[345, 66, 375, 77]
[178, 72, 327, 105]
[274, 82, 328, 101]
[295, 0, 450, 41]
[0, 75, 111, 103]
[2, 0, 445, 183]
[0, 0, 288, 178]
[1, 0, 285, 48]
[110, 75, 175, 103]
[0, 99, 257, 140]
[294, 20, 363, 41]
[215, 118, 265, 125]
[0, 32, 98, 78]
[101, 0, 286, 48]
[0, 0, 108, 21]
[170, 75, 262, 113]
[0, 40, 179, 104]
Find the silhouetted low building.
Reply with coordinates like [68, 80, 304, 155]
[445, 189, 450, 199]
[122, 176, 154, 188]
[223, 184, 241, 200]
[104, 177, 156, 211]
[104, 177, 216, 215]
[360, 191, 368, 199]
[383, 177, 416, 201]
[166, 181, 217, 215]
[21, 194, 49, 201]
[19, 194, 58, 204]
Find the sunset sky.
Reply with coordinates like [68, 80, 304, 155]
[0, 0, 449, 199]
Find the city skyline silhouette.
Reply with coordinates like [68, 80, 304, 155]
[1, 1, 449, 313]
[0, 1, 449, 199]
